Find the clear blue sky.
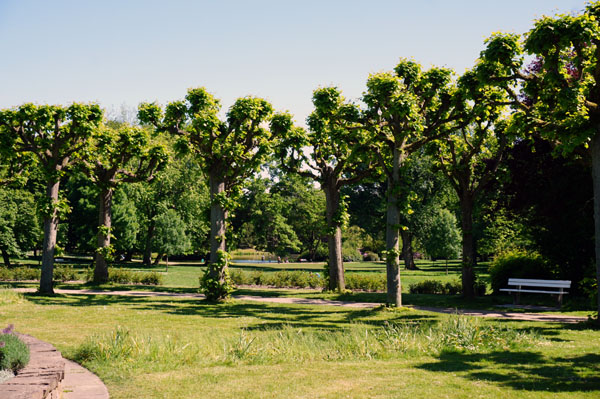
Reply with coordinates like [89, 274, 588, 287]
[0, 0, 587, 125]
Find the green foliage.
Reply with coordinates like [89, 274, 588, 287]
[0, 188, 40, 262]
[200, 250, 234, 301]
[345, 273, 386, 291]
[229, 269, 323, 289]
[111, 188, 140, 254]
[362, 251, 380, 262]
[489, 249, 555, 293]
[0, 266, 40, 281]
[342, 225, 371, 262]
[84, 268, 163, 285]
[409, 279, 462, 295]
[53, 265, 78, 282]
[153, 209, 191, 257]
[0, 326, 30, 373]
[420, 208, 461, 260]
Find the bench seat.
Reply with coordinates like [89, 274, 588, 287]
[500, 288, 569, 295]
[501, 278, 571, 306]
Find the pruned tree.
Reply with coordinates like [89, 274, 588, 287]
[0, 103, 102, 293]
[85, 123, 167, 282]
[476, 1, 600, 314]
[272, 87, 372, 291]
[139, 87, 284, 300]
[363, 60, 457, 306]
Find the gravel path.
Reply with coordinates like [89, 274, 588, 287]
[15, 287, 588, 323]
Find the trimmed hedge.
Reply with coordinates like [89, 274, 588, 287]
[85, 268, 163, 285]
[0, 265, 79, 282]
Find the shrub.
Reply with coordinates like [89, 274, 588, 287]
[85, 268, 163, 285]
[0, 267, 40, 281]
[362, 251, 380, 262]
[229, 269, 324, 289]
[409, 279, 462, 295]
[489, 249, 554, 293]
[0, 325, 29, 373]
[345, 273, 386, 291]
[342, 247, 362, 262]
[54, 265, 78, 282]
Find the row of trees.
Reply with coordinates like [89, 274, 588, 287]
[0, 4, 599, 314]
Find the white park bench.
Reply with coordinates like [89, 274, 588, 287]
[499, 278, 571, 306]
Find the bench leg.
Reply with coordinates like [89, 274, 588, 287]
[558, 293, 563, 307]
[513, 292, 520, 305]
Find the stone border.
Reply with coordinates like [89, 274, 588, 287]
[0, 333, 65, 399]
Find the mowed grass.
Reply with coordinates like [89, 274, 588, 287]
[0, 289, 598, 398]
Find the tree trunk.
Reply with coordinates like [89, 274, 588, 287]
[154, 252, 163, 265]
[208, 172, 227, 281]
[591, 131, 600, 318]
[94, 187, 113, 283]
[143, 220, 155, 265]
[40, 180, 60, 294]
[1, 249, 10, 267]
[400, 230, 417, 270]
[324, 180, 345, 291]
[124, 249, 133, 262]
[385, 148, 403, 306]
[460, 193, 476, 298]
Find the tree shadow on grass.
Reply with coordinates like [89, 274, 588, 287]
[22, 292, 401, 331]
[418, 350, 600, 393]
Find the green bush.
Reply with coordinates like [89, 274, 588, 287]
[345, 273, 386, 291]
[410, 279, 464, 295]
[54, 265, 78, 282]
[0, 325, 30, 373]
[0, 267, 40, 281]
[85, 268, 163, 285]
[489, 250, 554, 293]
[408, 279, 486, 296]
[362, 251, 380, 262]
[342, 247, 362, 262]
[229, 269, 324, 289]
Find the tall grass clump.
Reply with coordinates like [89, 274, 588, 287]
[0, 289, 25, 305]
[0, 325, 30, 373]
[73, 315, 538, 373]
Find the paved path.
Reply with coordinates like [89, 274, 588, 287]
[62, 359, 109, 399]
[16, 287, 588, 323]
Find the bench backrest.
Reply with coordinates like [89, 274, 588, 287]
[507, 278, 571, 289]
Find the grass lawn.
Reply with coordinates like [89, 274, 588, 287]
[0, 289, 598, 398]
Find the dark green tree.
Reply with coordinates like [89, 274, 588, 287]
[153, 208, 191, 271]
[0, 188, 40, 266]
[477, 2, 600, 310]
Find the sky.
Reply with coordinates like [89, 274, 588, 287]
[0, 0, 588, 126]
